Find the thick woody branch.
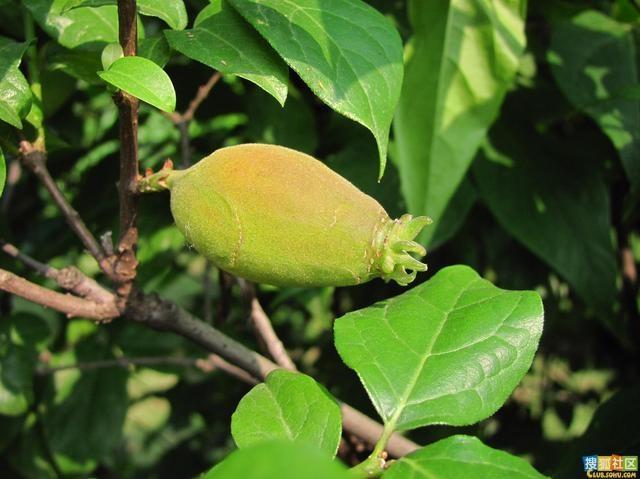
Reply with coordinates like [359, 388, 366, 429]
[0, 268, 118, 320]
[114, 0, 140, 301]
[126, 290, 419, 457]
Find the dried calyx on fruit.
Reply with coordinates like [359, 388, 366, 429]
[139, 144, 431, 287]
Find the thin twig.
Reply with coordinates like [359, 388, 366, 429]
[0, 268, 118, 320]
[197, 354, 260, 385]
[238, 278, 297, 370]
[1, 240, 53, 277]
[182, 72, 221, 123]
[250, 297, 296, 370]
[19, 142, 107, 267]
[114, 0, 140, 302]
[36, 355, 198, 374]
[1, 240, 118, 309]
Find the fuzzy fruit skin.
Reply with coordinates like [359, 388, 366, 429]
[169, 144, 389, 287]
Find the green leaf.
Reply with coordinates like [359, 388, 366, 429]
[393, 0, 526, 246]
[204, 441, 352, 479]
[334, 265, 543, 431]
[549, 10, 640, 190]
[473, 122, 618, 313]
[0, 345, 34, 416]
[63, 0, 188, 29]
[0, 147, 5, 196]
[43, 343, 128, 474]
[383, 435, 549, 479]
[231, 370, 342, 457]
[165, 0, 288, 106]
[228, 0, 403, 177]
[0, 37, 32, 129]
[138, 0, 187, 30]
[24, 0, 119, 49]
[555, 387, 640, 479]
[98, 56, 176, 112]
[139, 34, 172, 67]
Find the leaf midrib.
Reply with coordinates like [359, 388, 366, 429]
[386, 273, 477, 429]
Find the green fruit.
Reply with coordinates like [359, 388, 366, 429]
[147, 144, 430, 287]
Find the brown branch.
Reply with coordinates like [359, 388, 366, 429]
[197, 354, 260, 385]
[19, 142, 107, 267]
[125, 290, 420, 458]
[1, 240, 118, 311]
[1, 240, 52, 276]
[114, 0, 140, 303]
[239, 278, 297, 370]
[182, 72, 221, 123]
[0, 268, 118, 320]
[249, 297, 296, 370]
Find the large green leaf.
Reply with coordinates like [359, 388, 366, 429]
[165, 0, 288, 106]
[473, 122, 618, 313]
[231, 370, 342, 457]
[43, 343, 128, 474]
[549, 10, 640, 190]
[204, 441, 351, 479]
[383, 435, 549, 479]
[334, 265, 543, 431]
[24, 0, 119, 49]
[393, 0, 526, 245]
[0, 37, 32, 129]
[228, 0, 403, 177]
[0, 345, 34, 416]
[62, 0, 188, 30]
[98, 56, 176, 112]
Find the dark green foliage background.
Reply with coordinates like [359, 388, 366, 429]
[0, 0, 639, 478]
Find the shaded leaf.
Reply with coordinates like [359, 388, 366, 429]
[231, 370, 342, 457]
[229, 0, 403, 177]
[334, 265, 543, 431]
[549, 10, 640, 190]
[384, 435, 548, 479]
[98, 56, 176, 112]
[245, 86, 316, 153]
[473, 121, 618, 313]
[139, 34, 172, 68]
[0, 345, 34, 416]
[165, 0, 288, 106]
[47, 45, 103, 84]
[43, 343, 128, 474]
[204, 441, 351, 479]
[393, 0, 526, 245]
